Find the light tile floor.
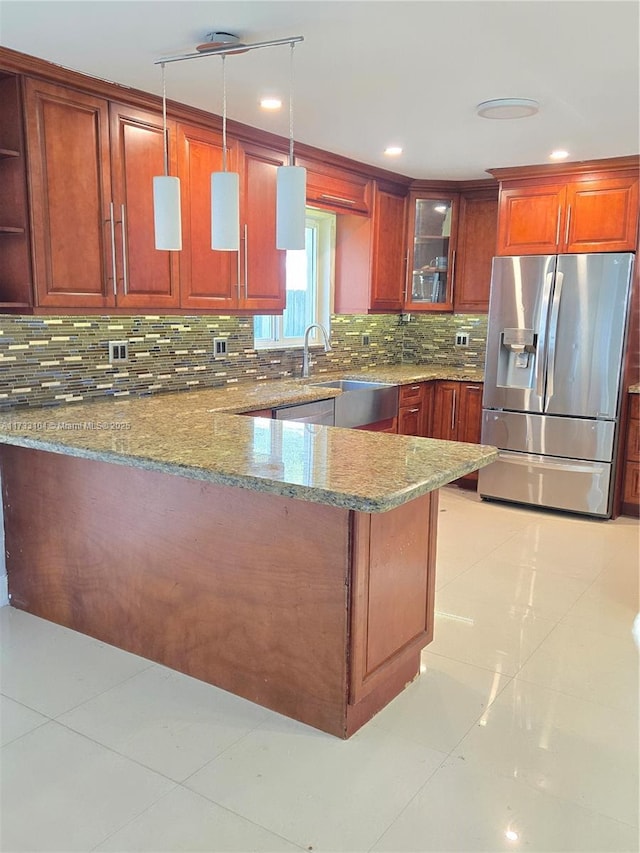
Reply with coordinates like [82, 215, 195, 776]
[1, 487, 638, 852]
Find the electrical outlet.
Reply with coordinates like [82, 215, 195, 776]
[362, 334, 371, 346]
[213, 337, 228, 357]
[455, 332, 469, 347]
[108, 340, 129, 363]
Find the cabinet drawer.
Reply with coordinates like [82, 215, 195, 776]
[399, 383, 424, 405]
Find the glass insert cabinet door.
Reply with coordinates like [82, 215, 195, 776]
[406, 196, 457, 311]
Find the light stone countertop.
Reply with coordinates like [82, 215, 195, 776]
[629, 384, 640, 395]
[0, 366, 496, 513]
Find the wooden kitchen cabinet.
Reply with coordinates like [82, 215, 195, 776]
[24, 77, 115, 309]
[431, 381, 483, 485]
[109, 103, 180, 309]
[238, 142, 287, 313]
[334, 181, 407, 314]
[622, 394, 640, 516]
[404, 193, 458, 312]
[297, 156, 371, 214]
[0, 72, 32, 310]
[397, 381, 434, 437]
[453, 192, 499, 313]
[495, 171, 639, 256]
[176, 122, 239, 310]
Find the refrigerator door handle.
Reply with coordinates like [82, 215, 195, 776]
[535, 271, 555, 400]
[544, 270, 563, 411]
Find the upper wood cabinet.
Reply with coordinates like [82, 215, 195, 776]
[239, 142, 287, 313]
[176, 122, 239, 311]
[297, 156, 371, 214]
[109, 103, 180, 309]
[0, 72, 32, 310]
[404, 193, 458, 312]
[453, 192, 498, 313]
[334, 182, 407, 314]
[496, 172, 639, 256]
[24, 78, 115, 309]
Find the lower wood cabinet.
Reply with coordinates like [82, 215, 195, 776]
[397, 381, 434, 437]
[431, 381, 483, 485]
[622, 394, 640, 516]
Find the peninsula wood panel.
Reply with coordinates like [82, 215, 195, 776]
[1, 444, 440, 737]
[2, 446, 350, 735]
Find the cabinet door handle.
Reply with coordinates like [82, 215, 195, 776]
[410, 384, 420, 391]
[120, 204, 128, 295]
[465, 384, 479, 391]
[319, 193, 356, 206]
[107, 202, 117, 296]
[555, 205, 562, 245]
[236, 247, 241, 300]
[407, 407, 419, 413]
[403, 254, 410, 302]
[450, 249, 456, 287]
[564, 204, 572, 246]
[451, 389, 457, 432]
[243, 223, 248, 298]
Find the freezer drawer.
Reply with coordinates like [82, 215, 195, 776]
[481, 410, 616, 462]
[478, 450, 612, 517]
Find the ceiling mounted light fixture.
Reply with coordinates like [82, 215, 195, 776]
[476, 98, 539, 119]
[384, 146, 403, 156]
[276, 42, 306, 250]
[211, 54, 240, 251]
[550, 149, 570, 160]
[260, 96, 282, 110]
[153, 62, 182, 250]
[153, 31, 305, 253]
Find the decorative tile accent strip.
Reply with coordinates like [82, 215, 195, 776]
[0, 312, 486, 409]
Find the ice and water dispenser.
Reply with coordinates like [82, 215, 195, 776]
[497, 328, 537, 389]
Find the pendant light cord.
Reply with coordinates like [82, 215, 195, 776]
[221, 55, 228, 173]
[288, 42, 295, 165]
[161, 62, 169, 176]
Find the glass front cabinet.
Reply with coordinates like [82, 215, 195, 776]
[405, 193, 458, 312]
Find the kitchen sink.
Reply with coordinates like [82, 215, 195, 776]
[309, 378, 398, 428]
[310, 378, 394, 392]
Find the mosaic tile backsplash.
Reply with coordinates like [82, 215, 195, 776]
[0, 312, 487, 409]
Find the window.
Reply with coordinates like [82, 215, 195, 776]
[254, 208, 335, 349]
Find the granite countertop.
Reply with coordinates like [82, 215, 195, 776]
[629, 384, 640, 395]
[0, 370, 496, 512]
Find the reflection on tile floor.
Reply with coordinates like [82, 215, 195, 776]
[1, 487, 638, 852]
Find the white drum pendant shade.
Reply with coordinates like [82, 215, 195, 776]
[276, 165, 306, 250]
[211, 171, 240, 251]
[153, 175, 182, 250]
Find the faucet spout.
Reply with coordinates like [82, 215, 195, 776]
[302, 323, 331, 379]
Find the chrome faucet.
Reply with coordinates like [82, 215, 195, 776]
[302, 323, 332, 378]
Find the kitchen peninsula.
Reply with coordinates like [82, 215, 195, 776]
[0, 381, 496, 738]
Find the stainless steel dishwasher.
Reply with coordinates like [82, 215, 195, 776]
[273, 398, 335, 425]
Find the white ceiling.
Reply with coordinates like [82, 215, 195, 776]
[1, 0, 638, 180]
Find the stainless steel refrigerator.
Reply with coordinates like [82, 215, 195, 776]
[478, 253, 634, 517]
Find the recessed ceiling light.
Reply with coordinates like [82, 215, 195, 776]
[384, 146, 403, 156]
[550, 149, 570, 160]
[476, 98, 539, 119]
[260, 97, 282, 110]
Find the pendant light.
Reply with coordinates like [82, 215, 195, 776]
[211, 54, 240, 251]
[153, 62, 182, 250]
[276, 43, 306, 250]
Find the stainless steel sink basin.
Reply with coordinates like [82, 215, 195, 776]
[310, 379, 399, 428]
[310, 379, 393, 392]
